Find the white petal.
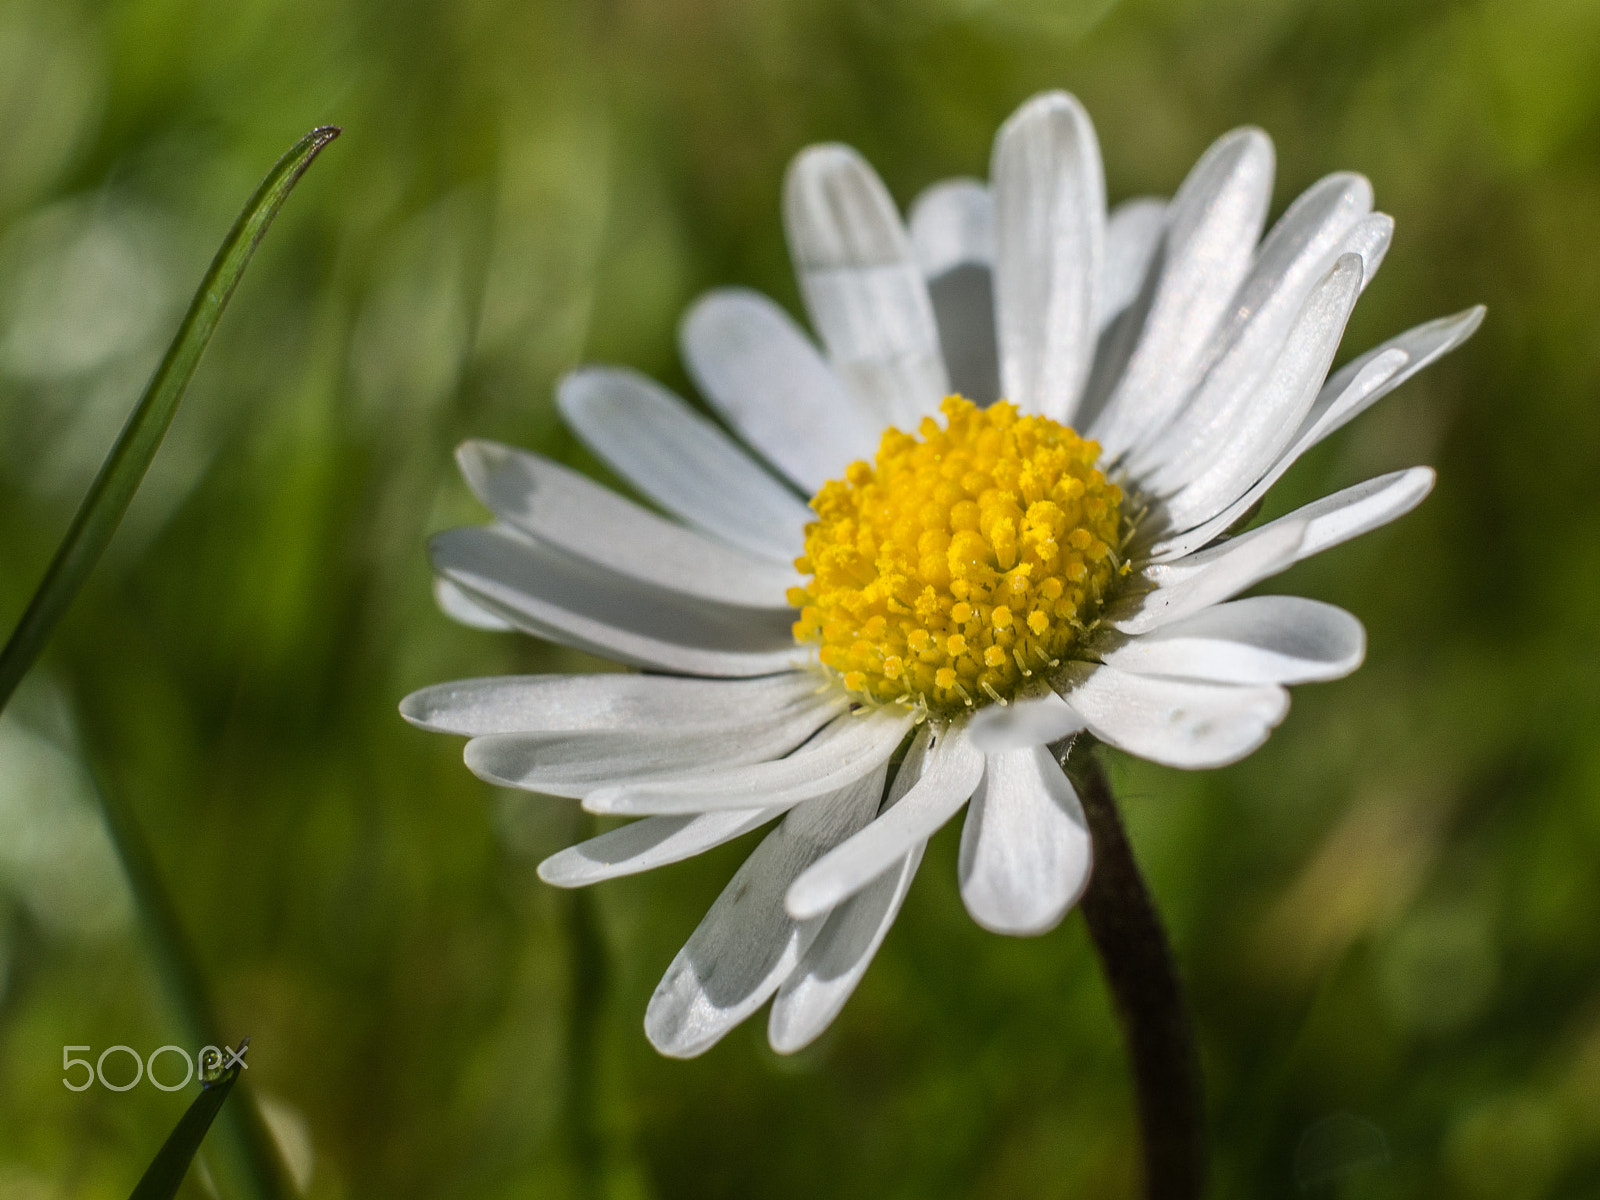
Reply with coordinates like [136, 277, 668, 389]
[1276, 467, 1436, 564]
[401, 671, 822, 737]
[1100, 595, 1365, 684]
[767, 729, 934, 1051]
[1089, 128, 1275, 459]
[432, 524, 804, 677]
[457, 439, 796, 608]
[1161, 252, 1366, 530]
[927, 261, 1001, 408]
[1148, 349, 1407, 560]
[557, 366, 809, 562]
[538, 809, 781, 887]
[464, 697, 840, 798]
[1342, 212, 1393, 294]
[679, 289, 876, 492]
[992, 91, 1105, 424]
[767, 838, 923, 1053]
[643, 765, 886, 1058]
[966, 690, 1084, 753]
[786, 724, 985, 919]
[908, 178, 993, 275]
[1099, 198, 1165, 331]
[1058, 663, 1289, 768]
[1130, 172, 1374, 484]
[585, 708, 913, 815]
[784, 143, 948, 428]
[1300, 305, 1485, 450]
[1111, 517, 1307, 635]
[1150, 307, 1480, 561]
[908, 178, 1001, 404]
[958, 745, 1090, 935]
[433, 577, 512, 630]
[1162, 469, 1434, 581]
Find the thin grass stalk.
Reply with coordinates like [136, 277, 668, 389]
[127, 1058, 245, 1200]
[88, 752, 287, 1200]
[0, 126, 340, 716]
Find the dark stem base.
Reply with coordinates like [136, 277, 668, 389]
[1059, 740, 1207, 1200]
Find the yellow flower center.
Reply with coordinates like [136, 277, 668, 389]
[788, 396, 1127, 717]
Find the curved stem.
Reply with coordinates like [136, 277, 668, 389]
[1059, 741, 1206, 1200]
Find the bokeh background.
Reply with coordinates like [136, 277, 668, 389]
[1, 0, 1598, 1196]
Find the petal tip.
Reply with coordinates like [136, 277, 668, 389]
[534, 853, 579, 888]
[963, 903, 1072, 938]
[787, 140, 865, 179]
[1006, 88, 1092, 131]
[397, 688, 436, 730]
[580, 788, 626, 815]
[766, 1012, 823, 1056]
[783, 876, 832, 923]
[454, 436, 501, 474]
[643, 1018, 710, 1061]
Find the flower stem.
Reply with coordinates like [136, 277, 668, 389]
[1059, 741, 1206, 1200]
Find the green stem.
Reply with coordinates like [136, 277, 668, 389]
[1060, 741, 1207, 1200]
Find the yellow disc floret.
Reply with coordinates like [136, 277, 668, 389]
[788, 396, 1126, 717]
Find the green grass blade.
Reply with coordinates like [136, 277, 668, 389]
[127, 1062, 243, 1200]
[0, 125, 341, 715]
[85, 749, 286, 1200]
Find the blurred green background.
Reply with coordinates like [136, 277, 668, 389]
[1, 0, 1598, 1196]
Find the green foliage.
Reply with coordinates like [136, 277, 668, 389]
[1, 0, 1598, 1198]
[127, 1064, 239, 1200]
[0, 125, 337, 713]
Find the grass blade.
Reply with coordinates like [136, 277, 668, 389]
[86, 747, 286, 1200]
[128, 1059, 244, 1200]
[0, 125, 341, 715]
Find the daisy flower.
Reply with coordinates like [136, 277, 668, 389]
[403, 92, 1480, 1058]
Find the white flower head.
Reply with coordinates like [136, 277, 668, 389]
[404, 92, 1480, 1058]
